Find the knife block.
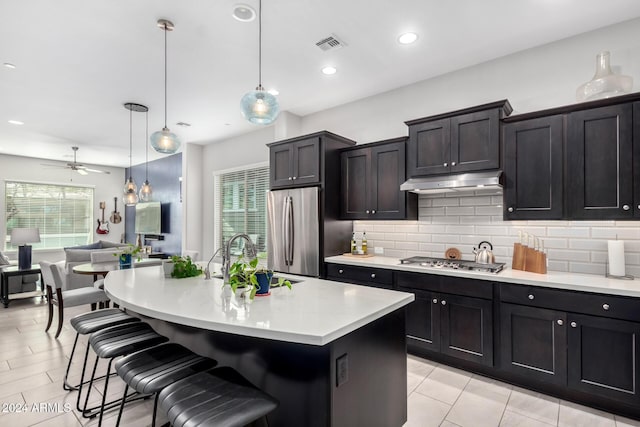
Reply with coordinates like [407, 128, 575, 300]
[512, 243, 547, 274]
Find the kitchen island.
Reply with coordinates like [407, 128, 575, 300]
[104, 266, 414, 427]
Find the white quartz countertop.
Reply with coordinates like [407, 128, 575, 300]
[325, 255, 640, 298]
[104, 265, 414, 346]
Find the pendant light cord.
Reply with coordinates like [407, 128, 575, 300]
[258, 0, 262, 87]
[145, 110, 149, 180]
[129, 107, 133, 179]
[163, 23, 168, 128]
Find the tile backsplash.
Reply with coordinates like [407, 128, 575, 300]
[353, 190, 640, 277]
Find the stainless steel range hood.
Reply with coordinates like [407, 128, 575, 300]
[400, 171, 502, 194]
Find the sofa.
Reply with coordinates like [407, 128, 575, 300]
[59, 240, 129, 290]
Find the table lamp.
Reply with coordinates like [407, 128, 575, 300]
[10, 228, 40, 270]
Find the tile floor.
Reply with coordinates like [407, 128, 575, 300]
[1, 296, 639, 426]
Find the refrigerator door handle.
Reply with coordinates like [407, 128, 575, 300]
[288, 196, 295, 265]
[283, 196, 291, 265]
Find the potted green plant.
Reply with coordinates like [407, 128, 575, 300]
[168, 255, 203, 278]
[115, 244, 141, 269]
[228, 256, 291, 299]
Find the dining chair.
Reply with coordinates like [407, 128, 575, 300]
[40, 261, 110, 338]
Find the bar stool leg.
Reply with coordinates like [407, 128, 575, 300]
[62, 333, 80, 391]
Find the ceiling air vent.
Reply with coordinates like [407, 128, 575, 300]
[315, 34, 347, 52]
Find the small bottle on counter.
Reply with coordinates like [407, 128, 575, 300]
[351, 232, 357, 255]
[362, 231, 368, 255]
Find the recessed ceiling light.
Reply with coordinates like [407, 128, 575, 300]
[232, 4, 256, 22]
[322, 66, 337, 75]
[268, 88, 279, 96]
[3, 63, 16, 69]
[8, 120, 24, 125]
[398, 32, 418, 45]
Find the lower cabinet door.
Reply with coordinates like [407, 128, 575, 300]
[402, 288, 440, 353]
[500, 303, 567, 385]
[567, 313, 640, 405]
[440, 294, 493, 367]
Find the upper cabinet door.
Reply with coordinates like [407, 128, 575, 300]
[566, 104, 633, 219]
[503, 115, 564, 220]
[634, 102, 640, 218]
[450, 109, 500, 173]
[270, 144, 294, 188]
[340, 148, 370, 219]
[370, 141, 406, 219]
[291, 137, 321, 186]
[407, 118, 450, 176]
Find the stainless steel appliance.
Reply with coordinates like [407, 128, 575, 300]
[400, 256, 505, 274]
[267, 187, 320, 276]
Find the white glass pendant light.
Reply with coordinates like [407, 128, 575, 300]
[123, 102, 148, 206]
[240, 0, 279, 124]
[150, 19, 181, 154]
[139, 109, 153, 202]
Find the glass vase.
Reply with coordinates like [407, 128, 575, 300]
[576, 51, 633, 102]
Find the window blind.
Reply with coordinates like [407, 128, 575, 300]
[214, 165, 269, 256]
[5, 181, 94, 249]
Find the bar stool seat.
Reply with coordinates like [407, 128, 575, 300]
[158, 367, 279, 427]
[83, 322, 168, 425]
[64, 309, 141, 392]
[114, 343, 218, 426]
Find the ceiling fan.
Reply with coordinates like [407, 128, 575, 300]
[41, 146, 111, 175]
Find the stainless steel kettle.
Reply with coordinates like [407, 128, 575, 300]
[473, 241, 495, 264]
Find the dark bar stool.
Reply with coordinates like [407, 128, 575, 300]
[64, 308, 141, 393]
[158, 367, 279, 427]
[82, 322, 168, 426]
[114, 343, 218, 426]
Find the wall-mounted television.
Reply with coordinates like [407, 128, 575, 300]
[135, 202, 161, 235]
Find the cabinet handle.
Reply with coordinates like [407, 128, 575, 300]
[570, 321, 577, 328]
[528, 294, 535, 300]
[288, 177, 293, 180]
[292, 176, 297, 180]
[623, 204, 630, 211]
[637, 204, 640, 210]
[443, 162, 448, 167]
[372, 210, 376, 214]
[441, 300, 447, 305]
[366, 210, 370, 214]
[432, 298, 438, 304]
[371, 273, 376, 279]
[557, 319, 564, 326]
[508, 207, 514, 213]
[338, 269, 343, 274]
[451, 161, 456, 166]
[602, 303, 610, 311]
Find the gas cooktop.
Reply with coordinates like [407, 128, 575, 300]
[400, 256, 505, 274]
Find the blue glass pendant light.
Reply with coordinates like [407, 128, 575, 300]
[123, 103, 148, 206]
[150, 19, 181, 154]
[240, 0, 279, 124]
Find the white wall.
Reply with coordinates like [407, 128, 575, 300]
[198, 18, 640, 262]
[0, 153, 125, 263]
[182, 143, 203, 259]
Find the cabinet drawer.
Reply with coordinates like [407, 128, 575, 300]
[326, 264, 393, 288]
[397, 271, 493, 300]
[500, 283, 640, 322]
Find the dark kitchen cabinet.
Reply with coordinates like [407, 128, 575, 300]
[634, 102, 640, 218]
[566, 103, 633, 219]
[500, 283, 640, 406]
[503, 115, 564, 219]
[340, 138, 417, 220]
[326, 263, 393, 289]
[397, 272, 494, 367]
[268, 132, 356, 190]
[405, 100, 512, 178]
[270, 136, 321, 188]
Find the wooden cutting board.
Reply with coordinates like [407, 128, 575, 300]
[342, 253, 375, 258]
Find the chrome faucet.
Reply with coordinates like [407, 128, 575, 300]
[222, 233, 257, 285]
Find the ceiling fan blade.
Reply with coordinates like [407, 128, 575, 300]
[76, 169, 89, 176]
[83, 168, 111, 174]
[40, 163, 68, 169]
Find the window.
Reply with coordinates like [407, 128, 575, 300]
[5, 181, 94, 249]
[214, 164, 269, 255]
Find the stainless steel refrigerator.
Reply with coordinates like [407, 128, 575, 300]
[267, 187, 320, 277]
